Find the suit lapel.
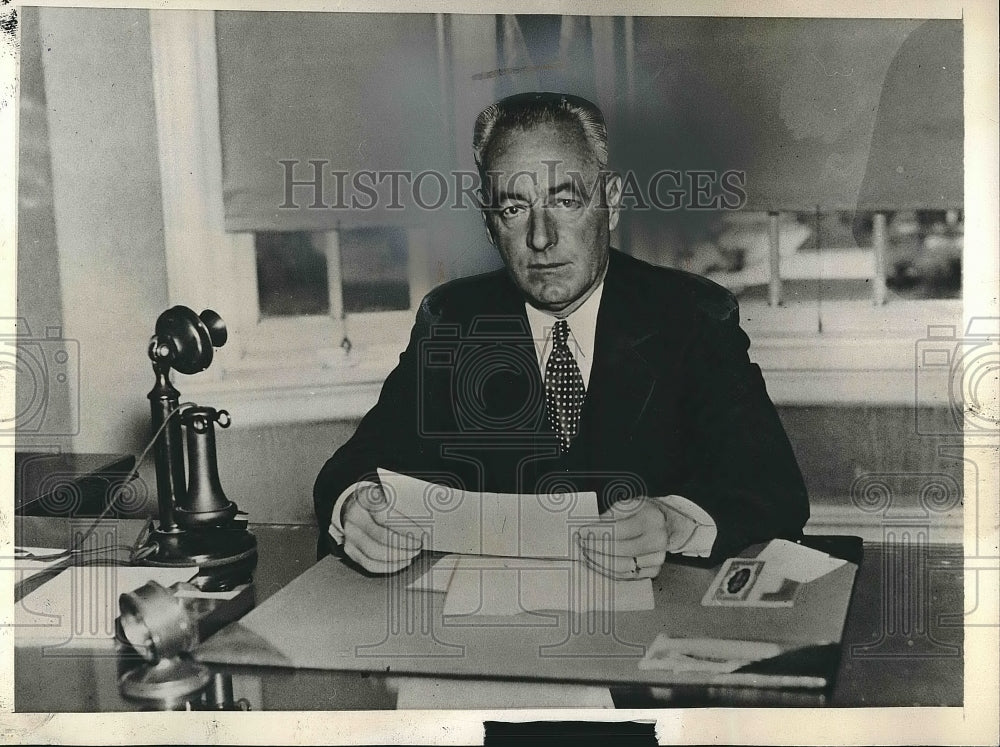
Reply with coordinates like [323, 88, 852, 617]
[577, 253, 663, 449]
[480, 272, 549, 434]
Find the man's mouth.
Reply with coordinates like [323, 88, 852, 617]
[528, 262, 568, 271]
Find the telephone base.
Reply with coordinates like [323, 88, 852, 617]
[136, 525, 258, 592]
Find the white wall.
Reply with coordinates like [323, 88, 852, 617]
[16, 7, 69, 448]
[38, 7, 169, 454]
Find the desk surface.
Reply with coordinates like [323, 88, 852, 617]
[13, 519, 963, 711]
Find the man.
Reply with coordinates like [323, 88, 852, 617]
[314, 92, 809, 578]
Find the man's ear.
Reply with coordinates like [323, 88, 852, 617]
[604, 172, 623, 233]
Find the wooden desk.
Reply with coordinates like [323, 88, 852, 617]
[12, 519, 963, 711]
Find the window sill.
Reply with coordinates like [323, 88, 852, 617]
[182, 375, 384, 428]
[177, 343, 400, 427]
[176, 322, 957, 428]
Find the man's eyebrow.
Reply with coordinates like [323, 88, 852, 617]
[495, 188, 531, 203]
[494, 178, 596, 203]
[548, 179, 592, 196]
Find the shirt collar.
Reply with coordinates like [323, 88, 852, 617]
[523, 280, 605, 363]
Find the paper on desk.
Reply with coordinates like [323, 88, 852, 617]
[442, 555, 654, 617]
[638, 633, 782, 674]
[392, 676, 614, 709]
[756, 539, 847, 582]
[406, 554, 460, 593]
[7, 547, 72, 581]
[378, 468, 599, 559]
[14, 565, 197, 648]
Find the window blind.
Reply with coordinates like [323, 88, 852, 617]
[216, 12, 450, 231]
[628, 18, 962, 212]
[217, 15, 962, 231]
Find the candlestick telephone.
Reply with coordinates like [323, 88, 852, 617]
[134, 305, 257, 591]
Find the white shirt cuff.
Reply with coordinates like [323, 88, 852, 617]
[652, 494, 718, 558]
[327, 480, 378, 545]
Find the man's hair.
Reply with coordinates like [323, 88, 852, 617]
[472, 92, 609, 177]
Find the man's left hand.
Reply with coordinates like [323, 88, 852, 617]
[577, 498, 699, 579]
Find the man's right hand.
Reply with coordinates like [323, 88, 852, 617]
[341, 483, 423, 574]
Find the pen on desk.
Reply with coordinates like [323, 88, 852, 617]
[14, 545, 134, 561]
[14, 547, 72, 561]
[643, 635, 783, 662]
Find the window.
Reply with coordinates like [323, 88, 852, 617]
[254, 232, 331, 318]
[338, 228, 412, 314]
[703, 210, 962, 307]
[148, 11, 965, 425]
[254, 228, 412, 319]
[148, 11, 430, 424]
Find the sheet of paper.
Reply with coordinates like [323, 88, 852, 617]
[6, 547, 72, 581]
[756, 539, 847, 582]
[441, 555, 654, 617]
[378, 468, 599, 559]
[638, 633, 782, 673]
[14, 565, 197, 648]
[391, 676, 614, 709]
[406, 554, 460, 593]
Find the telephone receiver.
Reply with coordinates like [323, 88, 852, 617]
[136, 306, 257, 591]
[179, 405, 237, 526]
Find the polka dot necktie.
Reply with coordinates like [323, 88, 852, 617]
[544, 319, 586, 454]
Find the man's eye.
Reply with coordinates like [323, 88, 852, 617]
[501, 205, 525, 218]
[554, 198, 582, 209]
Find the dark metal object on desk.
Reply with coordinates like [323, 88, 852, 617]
[178, 406, 237, 526]
[119, 580, 198, 661]
[118, 657, 214, 711]
[117, 580, 211, 708]
[206, 673, 252, 711]
[14, 453, 139, 517]
[116, 580, 251, 710]
[138, 306, 257, 591]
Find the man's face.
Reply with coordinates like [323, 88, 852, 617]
[481, 121, 621, 315]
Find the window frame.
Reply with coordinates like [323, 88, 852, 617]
[148, 10, 963, 426]
[149, 11, 429, 424]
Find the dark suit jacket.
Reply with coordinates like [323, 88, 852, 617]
[314, 250, 809, 561]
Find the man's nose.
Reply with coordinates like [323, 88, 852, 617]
[527, 206, 557, 251]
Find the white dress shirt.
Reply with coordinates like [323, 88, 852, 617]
[328, 280, 718, 557]
[523, 278, 604, 389]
